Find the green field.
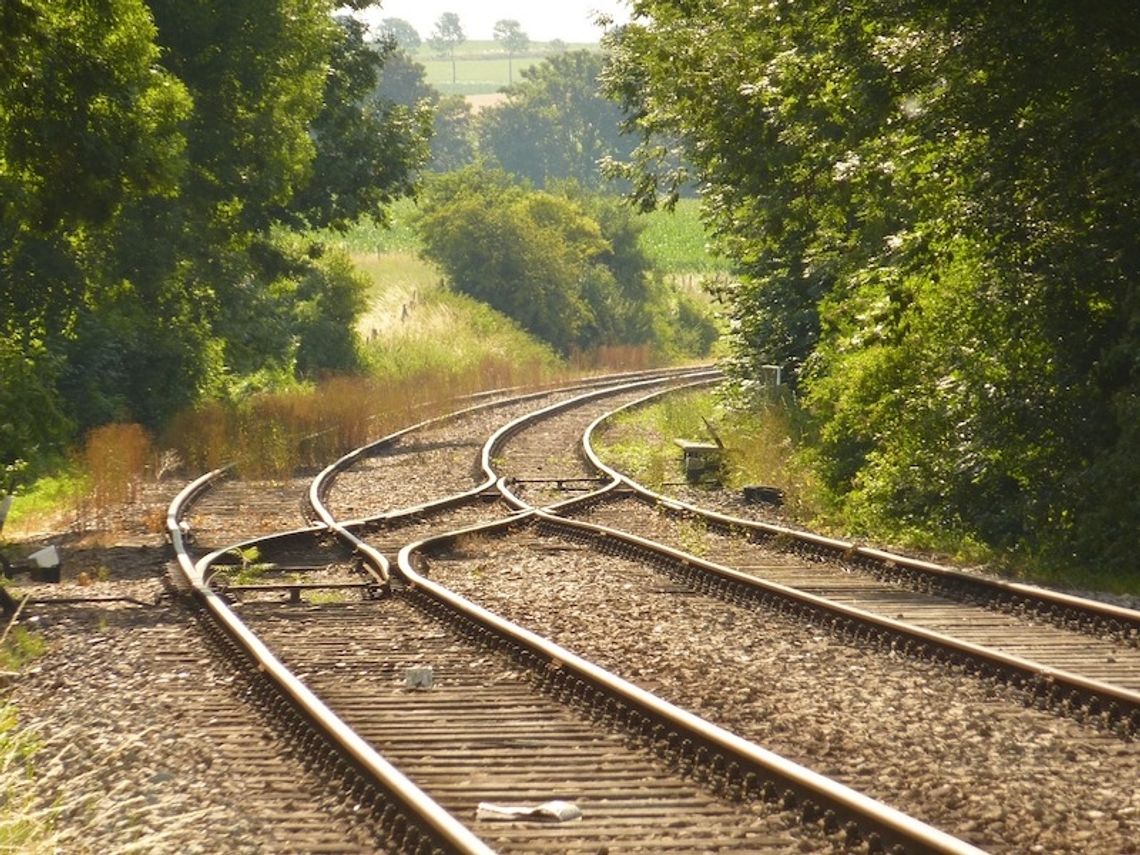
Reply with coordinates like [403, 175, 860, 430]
[415, 41, 600, 95]
[638, 198, 731, 274]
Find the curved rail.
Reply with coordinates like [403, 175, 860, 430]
[391, 515, 984, 855]
[568, 384, 1140, 733]
[305, 370, 985, 852]
[167, 469, 495, 855]
[587, 383, 1140, 644]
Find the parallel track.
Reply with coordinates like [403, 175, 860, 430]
[164, 370, 1140, 853]
[172, 372, 983, 852]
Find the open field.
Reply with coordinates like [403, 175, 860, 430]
[416, 41, 600, 94]
[638, 198, 731, 274]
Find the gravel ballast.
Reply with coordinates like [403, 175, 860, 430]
[422, 529, 1140, 854]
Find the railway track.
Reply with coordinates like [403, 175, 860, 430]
[460, 378, 1140, 734]
[381, 378, 1139, 852]
[578, 386, 1140, 711]
[169, 371, 988, 853]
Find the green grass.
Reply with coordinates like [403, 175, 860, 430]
[2, 469, 84, 535]
[0, 704, 51, 851]
[308, 198, 420, 255]
[0, 627, 46, 673]
[593, 388, 815, 514]
[638, 198, 731, 274]
[350, 250, 560, 381]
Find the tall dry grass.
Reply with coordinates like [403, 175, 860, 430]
[12, 345, 677, 536]
[73, 423, 153, 529]
[568, 344, 660, 373]
[162, 359, 570, 480]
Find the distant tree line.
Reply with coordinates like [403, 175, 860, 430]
[372, 39, 635, 189]
[605, 0, 1140, 578]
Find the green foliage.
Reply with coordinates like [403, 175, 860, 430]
[416, 167, 600, 353]
[1, 0, 426, 480]
[415, 166, 717, 358]
[371, 50, 474, 174]
[288, 17, 430, 232]
[607, 0, 1140, 584]
[478, 51, 636, 189]
[0, 627, 46, 673]
[379, 17, 421, 51]
[430, 95, 477, 172]
[0, 341, 72, 492]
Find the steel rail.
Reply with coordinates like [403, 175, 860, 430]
[305, 368, 981, 852]
[550, 384, 1140, 732]
[585, 382, 1140, 644]
[479, 370, 720, 508]
[167, 469, 497, 855]
[393, 513, 985, 855]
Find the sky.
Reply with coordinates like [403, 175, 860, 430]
[358, 1, 632, 44]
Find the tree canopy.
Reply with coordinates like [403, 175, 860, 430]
[493, 19, 530, 84]
[1, 0, 427, 488]
[605, 0, 1140, 577]
[415, 165, 716, 357]
[479, 51, 634, 190]
[427, 12, 465, 84]
[379, 17, 420, 51]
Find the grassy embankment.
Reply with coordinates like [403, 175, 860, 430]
[595, 384, 1138, 595]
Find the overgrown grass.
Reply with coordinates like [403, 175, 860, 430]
[592, 388, 817, 517]
[0, 626, 45, 674]
[3, 471, 84, 535]
[594, 387, 1009, 571]
[0, 620, 52, 851]
[308, 199, 420, 255]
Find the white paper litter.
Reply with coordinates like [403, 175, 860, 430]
[475, 800, 582, 823]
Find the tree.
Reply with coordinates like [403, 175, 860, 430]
[289, 16, 430, 231]
[415, 166, 715, 356]
[427, 12, 465, 85]
[373, 49, 436, 109]
[493, 19, 530, 84]
[0, 0, 192, 478]
[1, 0, 428, 477]
[379, 17, 420, 51]
[604, 0, 1140, 576]
[0, 0, 190, 343]
[415, 167, 600, 353]
[478, 51, 634, 189]
[429, 95, 476, 172]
